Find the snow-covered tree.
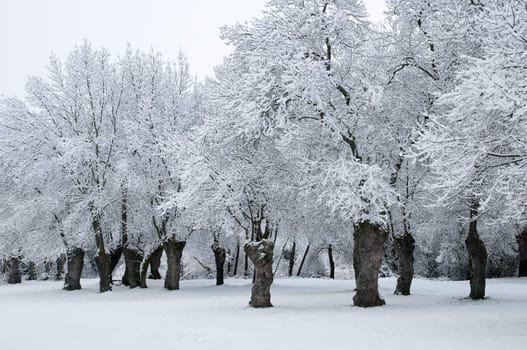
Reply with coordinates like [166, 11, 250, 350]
[173, 0, 402, 307]
[412, 0, 527, 298]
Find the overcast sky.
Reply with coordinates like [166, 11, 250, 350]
[0, 0, 386, 97]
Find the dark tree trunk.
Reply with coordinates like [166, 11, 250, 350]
[466, 207, 487, 300]
[7, 256, 22, 284]
[94, 252, 112, 293]
[27, 261, 38, 280]
[212, 242, 226, 286]
[328, 244, 335, 279]
[92, 207, 111, 293]
[288, 241, 296, 277]
[517, 230, 527, 277]
[148, 245, 163, 279]
[244, 249, 250, 277]
[164, 238, 186, 290]
[55, 254, 66, 280]
[233, 240, 240, 276]
[63, 247, 84, 290]
[245, 240, 274, 308]
[244, 228, 250, 277]
[353, 221, 388, 307]
[108, 246, 122, 277]
[394, 233, 415, 295]
[227, 249, 232, 276]
[296, 243, 310, 276]
[122, 247, 143, 288]
[353, 239, 360, 283]
[140, 244, 163, 288]
[43, 258, 53, 280]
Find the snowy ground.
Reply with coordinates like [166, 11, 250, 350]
[1, 277, 526, 350]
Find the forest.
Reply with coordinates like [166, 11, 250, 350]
[1, 0, 526, 313]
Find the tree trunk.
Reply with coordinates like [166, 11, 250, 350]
[27, 261, 38, 280]
[245, 240, 274, 307]
[466, 220, 487, 300]
[122, 247, 143, 288]
[55, 254, 66, 280]
[164, 238, 186, 290]
[7, 256, 22, 284]
[227, 249, 232, 276]
[328, 244, 335, 279]
[517, 230, 527, 277]
[148, 245, 163, 279]
[109, 246, 122, 277]
[244, 249, 250, 277]
[288, 241, 296, 277]
[92, 208, 111, 293]
[63, 247, 84, 290]
[296, 243, 310, 277]
[139, 244, 163, 288]
[353, 221, 388, 307]
[353, 239, 360, 283]
[94, 252, 112, 293]
[394, 233, 415, 295]
[212, 242, 226, 286]
[233, 240, 240, 276]
[43, 258, 53, 280]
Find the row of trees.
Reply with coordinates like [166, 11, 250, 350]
[1, 0, 526, 307]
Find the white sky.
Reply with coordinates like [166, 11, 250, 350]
[0, 0, 386, 97]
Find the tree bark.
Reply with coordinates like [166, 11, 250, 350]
[94, 252, 112, 293]
[139, 244, 162, 288]
[517, 229, 527, 277]
[394, 233, 415, 295]
[92, 207, 111, 293]
[227, 249, 232, 276]
[108, 246, 122, 277]
[244, 248, 250, 277]
[212, 242, 226, 285]
[233, 240, 240, 276]
[296, 243, 310, 277]
[148, 245, 163, 279]
[7, 256, 22, 284]
[466, 204, 487, 300]
[122, 247, 143, 288]
[245, 240, 274, 308]
[27, 261, 38, 280]
[164, 238, 186, 290]
[328, 244, 335, 279]
[353, 221, 388, 307]
[55, 253, 66, 280]
[63, 247, 84, 290]
[353, 238, 360, 283]
[288, 241, 296, 277]
[43, 258, 53, 280]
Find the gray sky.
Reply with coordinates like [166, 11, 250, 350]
[0, 0, 386, 97]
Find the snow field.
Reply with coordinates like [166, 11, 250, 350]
[0, 277, 526, 350]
